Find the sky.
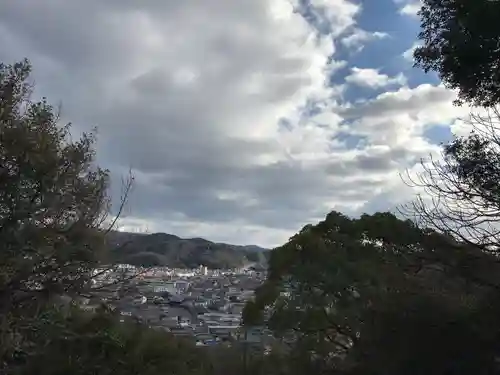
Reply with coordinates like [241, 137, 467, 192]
[0, 0, 473, 247]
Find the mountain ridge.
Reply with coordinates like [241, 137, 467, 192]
[106, 231, 269, 269]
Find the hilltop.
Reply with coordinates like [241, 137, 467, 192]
[106, 231, 269, 269]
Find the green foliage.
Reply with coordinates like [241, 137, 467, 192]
[0, 59, 109, 303]
[346, 294, 500, 375]
[246, 211, 500, 373]
[15, 306, 211, 375]
[444, 126, 500, 208]
[414, 0, 500, 106]
[15, 304, 290, 375]
[0, 59, 114, 371]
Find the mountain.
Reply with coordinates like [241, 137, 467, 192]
[105, 231, 269, 269]
[239, 245, 269, 253]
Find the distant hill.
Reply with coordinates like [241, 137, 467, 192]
[105, 231, 269, 269]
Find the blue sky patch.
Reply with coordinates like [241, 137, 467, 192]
[423, 125, 454, 145]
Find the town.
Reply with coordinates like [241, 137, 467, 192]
[84, 264, 273, 348]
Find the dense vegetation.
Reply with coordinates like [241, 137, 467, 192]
[243, 212, 500, 374]
[415, 0, 500, 106]
[2, 1, 500, 373]
[106, 231, 269, 269]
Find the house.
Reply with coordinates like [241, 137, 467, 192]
[207, 325, 239, 338]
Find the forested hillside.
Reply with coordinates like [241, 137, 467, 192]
[106, 231, 269, 268]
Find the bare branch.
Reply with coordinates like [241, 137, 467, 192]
[103, 168, 134, 235]
[400, 107, 500, 253]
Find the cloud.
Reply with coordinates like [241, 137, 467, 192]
[342, 85, 463, 143]
[400, 3, 420, 17]
[289, 0, 361, 37]
[345, 67, 407, 89]
[0, 0, 463, 247]
[394, 0, 421, 17]
[341, 29, 389, 53]
[402, 42, 422, 61]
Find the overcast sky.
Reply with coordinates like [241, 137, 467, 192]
[0, 0, 472, 247]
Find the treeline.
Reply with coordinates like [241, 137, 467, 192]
[243, 212, 500, 374]
[2, 0, 500, 373]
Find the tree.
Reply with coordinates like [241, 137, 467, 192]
[401, 108, 500, 287]
[244, 211, 500, 374]
[244, 212, 400, 370]
[15, 305, 212, 375]
[344, 287, 500, 375]
[0, 60, 109, 304]
[0, 59, 133, 370]
[414, 0, 500, 107]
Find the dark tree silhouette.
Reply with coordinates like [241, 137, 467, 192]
[0, 59, 134, 370]
[401, 108, 500, 253]
[414, 0, 500, 107]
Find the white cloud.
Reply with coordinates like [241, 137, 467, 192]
[338, 86, 468, 173]
[341, 29, 389, 53]
[402, 42, 422, 61]
[449, 107, 490, 138]
[345, 67, 407, 89]
[394, 0, 422, 17]
[401, 3, 420, 17]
